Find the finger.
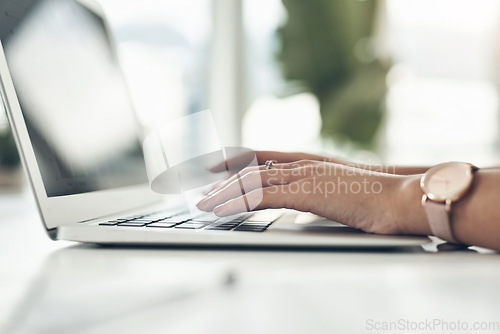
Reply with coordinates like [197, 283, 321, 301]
[204, 160, 319, 203]
[209, 151, 285, 172]
[253, 151, 292, 164]
[254, 152, 337, 164]
[268, 159, 319, 170]
[202, 168, 249, 195]
[252, 151, 326, 164]
[197, 169, 273, 211]
[208, 147, 258, 173]
[197, 167, 315, 212]
[204, 165, 264, 197]
[208, 150, 311, 173]
[204, 162, 262, 195]
[206, 159, 322, 196]
[212, 185, 298, 216]
[205, 162, 286, 197]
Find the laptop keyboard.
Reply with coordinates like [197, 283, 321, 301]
[98, 211, 279, 233]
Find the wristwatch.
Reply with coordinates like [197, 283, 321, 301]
[420, 162, 478, 244]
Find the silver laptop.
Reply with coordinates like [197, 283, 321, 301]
[0, 0, 428, 248]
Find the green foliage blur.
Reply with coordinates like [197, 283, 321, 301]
[277, 0, 389, 148]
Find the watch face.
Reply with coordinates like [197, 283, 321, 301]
[421, 162, 474, 202]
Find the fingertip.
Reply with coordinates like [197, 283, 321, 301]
[196, 196, 211, 211]
[213, 205, 225, 217]
[207, 162, 226, 174]
[208, 166, 221, 173]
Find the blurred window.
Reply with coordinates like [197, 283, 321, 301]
[96, 0, 212, 132]
[243, 0, 500, 165]
[243, 0, 323, 151]
[384, 0, 500, 166]
[94, 0, 500, 166]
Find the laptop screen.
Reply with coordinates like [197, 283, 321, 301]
[1, 0, 148, 197]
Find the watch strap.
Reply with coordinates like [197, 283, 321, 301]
[423, 197, 461, 244]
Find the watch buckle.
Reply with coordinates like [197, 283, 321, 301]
[445, 199, 452, 212]
[421, 194, 428, 206]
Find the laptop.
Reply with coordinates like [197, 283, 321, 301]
[0, 0, 428, 248]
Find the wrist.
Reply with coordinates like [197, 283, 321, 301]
[395, 175, 432, 236]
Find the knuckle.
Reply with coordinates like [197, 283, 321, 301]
[238, 165, 257, 176]
[299, 159, 315, 166]
[240, 169, 259, 182]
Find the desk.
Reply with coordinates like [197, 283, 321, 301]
[1, 189, 499, 334]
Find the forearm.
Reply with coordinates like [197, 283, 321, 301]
[397, 169, 500, 251]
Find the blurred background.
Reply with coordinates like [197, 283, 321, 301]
[2, 0, 500, 189]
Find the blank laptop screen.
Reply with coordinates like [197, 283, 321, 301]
[1, 0, 148, 197]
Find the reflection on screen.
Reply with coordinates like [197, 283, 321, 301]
[3, 0, 148, 197]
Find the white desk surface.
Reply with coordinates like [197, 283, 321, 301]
[1, 188, 499, 334]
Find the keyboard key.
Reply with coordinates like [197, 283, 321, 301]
[205, 226, 234, 231]
[211, 223, 239, 228]
[169, 213, 193, 220]
[234, 226, 266, 232]
[245, 211, 281, 222]
[123, 215, 145, 220]
[191, 218, 218, 223]
[239, 222, 270, 227]
[142, 213, 174, 220]
[175, 223, 207, 229]
[155, 218, 190, 223]
[192, 213, 219, 221]
[237, 226, 268, 231]
[143, 216, 169, 221]
[216, 217, 244, 224]
[117, 222, 147, 227]
[126, 219, 159, 223]
[146, 222, 177, 228]
[99, 220, 121, 226]
[225, 213, 251, 221]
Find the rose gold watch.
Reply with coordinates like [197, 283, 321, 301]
[420, 162, 478, 244]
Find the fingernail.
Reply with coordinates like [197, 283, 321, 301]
[196, 197, 210, 210]
[213, 205, 225, 217]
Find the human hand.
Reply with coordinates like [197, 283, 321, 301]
[204, 149, 346, 194]
[197, 159, 423, 235]
[208, 150, 340, 174]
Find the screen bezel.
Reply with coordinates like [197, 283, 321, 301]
[0, 2, 164, 237]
